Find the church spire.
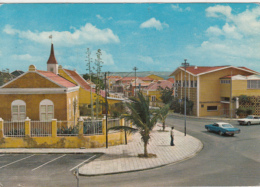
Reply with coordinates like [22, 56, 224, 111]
[47, 43, 58, 64]
[47, 43, 58, 74]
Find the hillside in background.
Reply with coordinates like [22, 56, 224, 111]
[106, 71, 173, 80]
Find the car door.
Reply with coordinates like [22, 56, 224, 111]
[212, 123, 219, 132]
[253, 117, 259, 124]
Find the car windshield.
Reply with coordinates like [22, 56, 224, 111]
[222, 124, 233, 128]
[246, 116, 253, 119]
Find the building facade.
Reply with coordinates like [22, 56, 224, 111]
[169, 66, 260, 117]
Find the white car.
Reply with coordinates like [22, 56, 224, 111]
[238, 115, 260, 126]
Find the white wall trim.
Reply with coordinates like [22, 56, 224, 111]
[0, 86, 79, 94]
[197, 76, 200, 117]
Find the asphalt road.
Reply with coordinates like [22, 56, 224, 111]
[82, 115, 260, 187]
[0, 116, 259, 186]
[0, 153, 98, 187]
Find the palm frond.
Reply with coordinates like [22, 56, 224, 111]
[108, 126, 138, 134]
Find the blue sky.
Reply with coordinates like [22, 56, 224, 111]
[0, 3, 260, 74]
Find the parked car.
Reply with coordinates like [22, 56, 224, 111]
[205, 122, 240, 136]
[237, 115, 260, 126]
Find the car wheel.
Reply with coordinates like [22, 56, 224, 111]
[219, 131, 223, 136]
[231, 134, 234, 136]
[247, 122, 251, 126]
[207, 128, 211, 132]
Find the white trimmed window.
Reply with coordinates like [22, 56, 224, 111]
[40, 99, 54, 121]
[151, 95, 156, 102]
[12, 100, 26, 121]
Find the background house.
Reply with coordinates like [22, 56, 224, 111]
[169, 65, 260, 117]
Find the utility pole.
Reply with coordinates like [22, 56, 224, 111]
[105, 72, 108, 148]
[181, 59, 189, 136]
[133, 67, 138, 97]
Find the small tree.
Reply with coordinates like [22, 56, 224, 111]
[159, 87, 174, 104]
[156, 104, 170, 131]
[108, 92, 160, 157]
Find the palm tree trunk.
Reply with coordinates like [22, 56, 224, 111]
[144, 141, 148, 157]
[163, 121, 165, 131]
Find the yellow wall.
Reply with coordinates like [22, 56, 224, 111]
[59, 68, 98, 106]
[232, 80, 260, 97]
[146, 74, 164, 80]
[0, 93, 74, 121]
[220, 79, 231, 97]
[0, 118, 132, 148]
[3, 72, 60, 88]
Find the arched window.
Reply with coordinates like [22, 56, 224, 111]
[40, 99, 54, 121]
[11, 100, 26, 121]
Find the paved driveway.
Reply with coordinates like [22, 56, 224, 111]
[0, 153, 98, 187]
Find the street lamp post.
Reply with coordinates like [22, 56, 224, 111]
[105, 72, 108, 148]
[181, 59, 189, 136]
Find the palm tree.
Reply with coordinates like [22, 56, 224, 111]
[157, 104, 170, 131]
[108, 92, 159, 157]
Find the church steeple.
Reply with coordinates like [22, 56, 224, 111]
[47, 43, 58, 74]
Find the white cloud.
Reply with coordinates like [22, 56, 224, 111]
[96, 14, 103, 20]
[3, 23, 120, 46]
[11, 54, 42, 62]
[96, 15, 113, 22]
[138, 55, 154, 64]
[140, 18, 169, 31]
[171, 4, 191, 12]
[186, 5, 260, 71]
[206, 5, 232, 18]
[101, 50, 114, 65]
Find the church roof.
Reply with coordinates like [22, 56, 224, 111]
[47, 44, 58, 64]
[37, 70, 76, 88]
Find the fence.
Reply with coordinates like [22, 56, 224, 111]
[83, 120, 103, 135]
[0, 117, 130, 148]
[57, 121, 78, 136]
[31, 121, 52, 137]
[107, 118, 120, 129]
[3, 121, 25, 137]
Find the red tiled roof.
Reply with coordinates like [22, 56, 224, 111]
[64, 69, 92, 90]
[108, 76, 122, 79]
[185, 66, 228, 75]
[167, 78, 175, 83]
[37, 70, 76, 88]
[146, 80, 174, 90]
[238, 67, 259, 74]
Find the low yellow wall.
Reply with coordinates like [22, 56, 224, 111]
[0, 118, 132, 148]
[0, 132, 131, 148]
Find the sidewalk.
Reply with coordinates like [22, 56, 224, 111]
[79, 125, 203, 176]
[0, 125, 203, 176]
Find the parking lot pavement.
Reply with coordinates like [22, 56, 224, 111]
[0, 153, 97, 187]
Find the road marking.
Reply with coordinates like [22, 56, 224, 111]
[32, 154, 66, 171]
[70, 155, 97, 171]
[0, 154, 35, 169]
